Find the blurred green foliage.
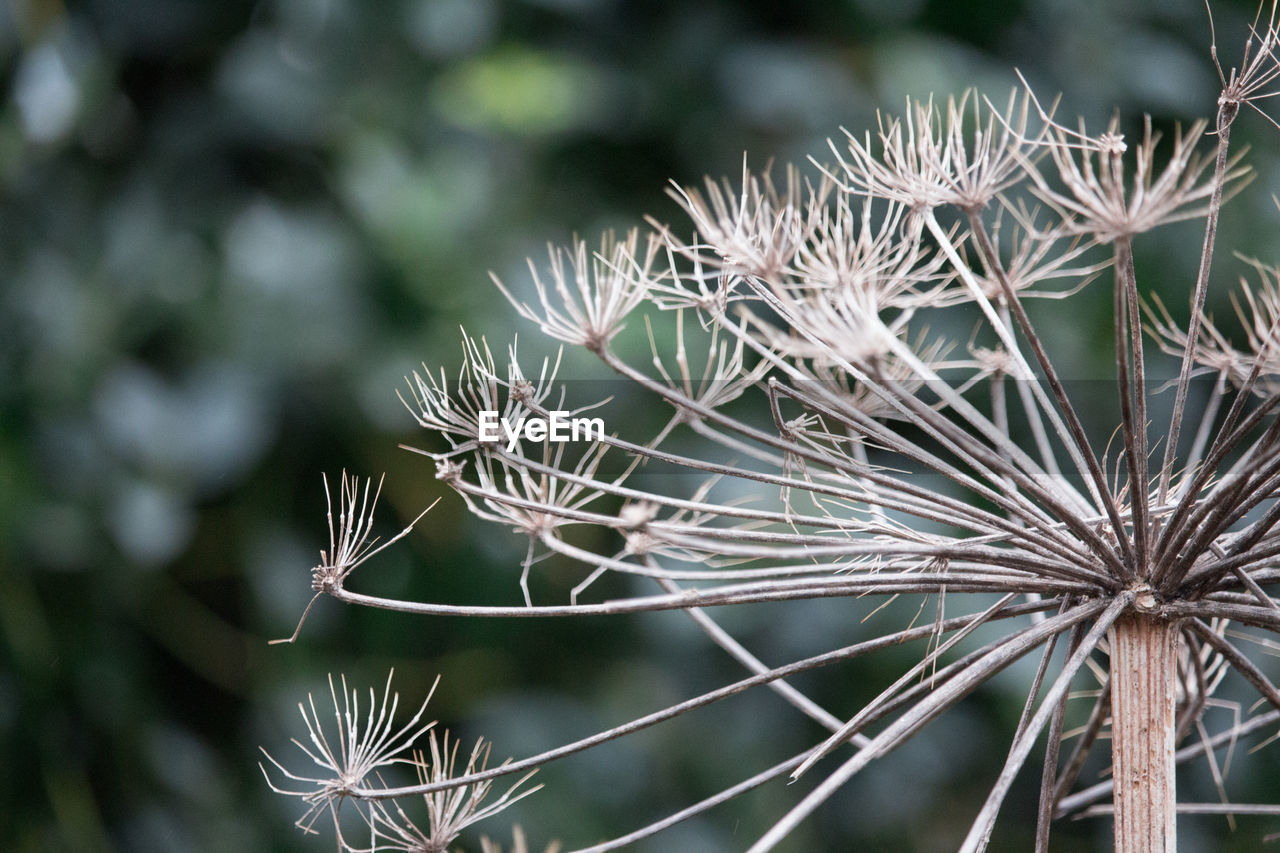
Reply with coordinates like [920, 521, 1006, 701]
[2, 0, 1279, 850]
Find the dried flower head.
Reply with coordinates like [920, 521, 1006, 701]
[1028, 115, 1242, 243]
[401, 334, 563, 453]
[1149, 257, 1280, 397]
[272, 473, 433, 645]
[667, 161, 818, 283]
[827, 89, 1042, 213]
[1212, 0, 1280, 126]
[362, 732, 541, 853]
[493, 231, 656, 352]
[260, 671, 438, 838]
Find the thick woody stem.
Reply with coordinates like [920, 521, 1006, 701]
[1109, 609, 1180, 852]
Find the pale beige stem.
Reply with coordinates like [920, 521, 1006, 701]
[1110, 612, 1180, 852]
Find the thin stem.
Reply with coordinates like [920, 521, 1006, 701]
[1114, 237, 1150, 580]
[1034, 671, 1072, 853]
[584, 347, 1078, 550]
[1188, 619, 1280, 711]
[1174, 370, 1227, 502]
[790, 593, 1019, 780]
[649, 567, 864, 741]
[568, 752, 807, 852]
[1157, 100, 1237, 509]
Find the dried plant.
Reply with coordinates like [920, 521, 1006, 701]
[260, 671, 438, 840]
[268, 4, 1280, 850]
[262, 670, 539, 853]
[361, 732, 542, 853]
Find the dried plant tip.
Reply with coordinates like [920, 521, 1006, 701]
[364, 731, 541, 853]
[828, 89, 1042, 213]
[1029, 115, 1241, 242]
[493, 231, 655, 352]
[401, 332, 563, 454]
[260, 671, 439, 839]
[271, 472, 434, 645]
[667, 160, 819, 282]
[1212, 0, 1280, 128]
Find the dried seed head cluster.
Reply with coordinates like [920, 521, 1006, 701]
[268, 3, 1280, 850]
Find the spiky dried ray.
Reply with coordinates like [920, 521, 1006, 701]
[1052, 678, 1112, 806]
[633, 553, 872, 741]
[963, 211, 1135, 561]
[584, 344, 1125, 587]
[788, 593, 1023, 780]
[434, 378, 1112, 596]
[395, 611, 1079, 849]
[1157, 73, 1244, 507]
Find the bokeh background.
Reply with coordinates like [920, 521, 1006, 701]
[5, 0, 1280, 850]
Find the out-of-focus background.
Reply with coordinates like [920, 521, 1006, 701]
[4, 0, 1280, 850]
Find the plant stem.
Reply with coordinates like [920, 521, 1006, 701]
[1109, 611, 1180, 852]
[1156, 100, 1237, 512]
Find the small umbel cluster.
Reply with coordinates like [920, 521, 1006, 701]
[267, 4, 1280, 850]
